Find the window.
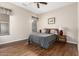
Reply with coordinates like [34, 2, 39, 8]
[0, 14, 9, 36]
[32, 16, 39, 32]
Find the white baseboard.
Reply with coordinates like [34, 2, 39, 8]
[0, 37, 77, 45]
[67, 41, 78, 44]
[0, 35, 28, 45]
[0, 39, 26, 45]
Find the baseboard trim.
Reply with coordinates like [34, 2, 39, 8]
[0, 39, 77, 49]
[67, 41, 78, 45]
[0, 39, 27, 48]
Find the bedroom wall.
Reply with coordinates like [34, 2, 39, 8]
[78, 3, 79, 55]
[0, 3, 37, 44]
[38, 3, 78, 44]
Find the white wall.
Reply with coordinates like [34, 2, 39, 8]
[38, 3, 78, 44]
[78, 3, 79, 55]
[0, 3, 37, 44]
[0, 3, 78, 45]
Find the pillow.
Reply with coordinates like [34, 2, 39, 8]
[42, 29, 45, 33]
[45, 29, 50, 34]
[50, 30, 57, 35]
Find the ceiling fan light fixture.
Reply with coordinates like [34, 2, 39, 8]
[37, 3, 40, 8]
[34, 2, 48, 8]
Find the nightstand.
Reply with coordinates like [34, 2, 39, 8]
[57, 35, 67, 43]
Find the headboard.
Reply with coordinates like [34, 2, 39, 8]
[44, 28, 59, 35]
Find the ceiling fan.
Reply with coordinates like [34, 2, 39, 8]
[34, 2, 48, 8]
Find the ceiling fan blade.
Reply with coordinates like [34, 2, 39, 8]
[37, 3, 40, 8]
[39, 2, 47, 5]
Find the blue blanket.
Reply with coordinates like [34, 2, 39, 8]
[28, 33, 57, 49]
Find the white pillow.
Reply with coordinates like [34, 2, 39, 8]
[41, 29, 45, 33]
[50, 30, 57, 35]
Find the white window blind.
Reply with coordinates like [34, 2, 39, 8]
[0, 7, 12, 15]
[0, 14, 9, 36]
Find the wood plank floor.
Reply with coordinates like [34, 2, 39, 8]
[0, 40, 78, 56]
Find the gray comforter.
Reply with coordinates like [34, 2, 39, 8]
[28, 32, 57, 49]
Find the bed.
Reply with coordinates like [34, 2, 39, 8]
[28, 32, 58, 49]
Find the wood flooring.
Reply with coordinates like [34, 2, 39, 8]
[0, 40, 78, 56]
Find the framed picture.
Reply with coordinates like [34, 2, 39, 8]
[48, 17, 55, 24]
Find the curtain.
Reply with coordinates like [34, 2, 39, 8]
[32, 16, 39, 32]
[0, 7, 12, 15]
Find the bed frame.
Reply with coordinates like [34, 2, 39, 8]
[44, 28, 59, 35]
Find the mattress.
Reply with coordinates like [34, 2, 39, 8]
[28, 32, 57, 49]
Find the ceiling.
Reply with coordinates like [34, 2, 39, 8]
[12, 2, 74, 14]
